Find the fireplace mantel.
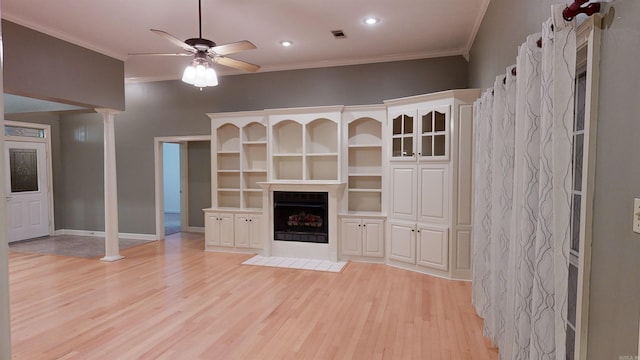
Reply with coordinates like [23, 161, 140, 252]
[258, 182, 346, 261]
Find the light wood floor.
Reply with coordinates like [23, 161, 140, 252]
[9, 232, 498, 359]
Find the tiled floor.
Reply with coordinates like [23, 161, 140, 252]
[9, 235, 153, 258]
[242, 255, 347, 273]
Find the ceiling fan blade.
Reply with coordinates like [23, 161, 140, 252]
[128, 52, 192, 57]
[150, 29, 197, 53]
[209, 40, 257, 56]
[214, 56, 261, 72]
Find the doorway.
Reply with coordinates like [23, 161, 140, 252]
[154, 135, 211, 240]
[163, 142, 182, 235]
[3, 121, 54, 243]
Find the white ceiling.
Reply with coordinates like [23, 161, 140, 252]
[1, 0, 490, 83]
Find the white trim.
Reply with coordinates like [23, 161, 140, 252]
[187, 226, 205, 233]
[574, 16, 601, 360]
[180, 143, 189, 232]
[3, 120, 55, 237]
[154, 135, 211, 241]
[100, 255, 125, 262]
[54, 229, 158, 241]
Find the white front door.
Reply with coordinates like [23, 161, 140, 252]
[4, 141, 50, 242]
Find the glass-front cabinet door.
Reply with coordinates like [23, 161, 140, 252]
[391, 112, 415, 159]
[418, 105, 450, 161]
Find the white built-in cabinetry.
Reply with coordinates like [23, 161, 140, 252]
[203, 89, 478, 279]
[268, 106, 342, 182]
[385, 89, 479, 279]
[204, 111, 267, 253]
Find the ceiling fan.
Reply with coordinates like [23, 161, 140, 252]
[131, 0, 260, 86]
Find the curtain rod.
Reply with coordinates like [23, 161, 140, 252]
[563, 0, 601, 21]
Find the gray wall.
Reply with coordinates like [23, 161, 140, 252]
[468, 0, 640, 358]
[468, 0, 564, 89]
[2, 20, 125, 110]
[58, 56, 468, 234]
[188, 141, 211, 228]
[587, 1, 640, 358]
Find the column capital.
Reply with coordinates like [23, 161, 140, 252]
[95, 108, 123, 116]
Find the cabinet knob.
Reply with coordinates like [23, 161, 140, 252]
[411, 229, 415, 232]
[363, 224, 366, 227]
[417, 230, 420, 233]
[249, 219, 252, 222]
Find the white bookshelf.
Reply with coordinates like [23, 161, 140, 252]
[345, 116, 384, 213]
[268, 108, 342, 182]
[210, 113, 268, 210]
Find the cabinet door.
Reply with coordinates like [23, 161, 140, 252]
[248, 215, 264, 249]
[362, 219, 384, 257]
[234, 215, 250, 248]
[204, 213, 220, 246]
[417, 226, 449, 271]
[389, 111, 416, 160]
[417, 165, 449, 224]
[219, 213, 235, 247]
[340, 218, 362, 256]
[417, 105, 450, 160]
[389, 222, 416, 264]
[390, 165, 417, 220]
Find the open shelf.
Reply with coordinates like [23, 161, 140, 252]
[306, 119, 338, 154]
[217, 153, 240, 171]
[273, 120, 302, 154]
[348, 175, 382, 190]
[242, 144, 267, 171]
[348, 147, 382, 174]
[243, 122, 267, 142]
[218, 172, 240, 189]
[273, 155, 303, 180]
[307, 155, 338, 180]
[244, 172, 267, 189]
[217, 124, 240, 151]
[243, 191, 263, 209]
[348, 191, 382, 212]
[217, 191, 241, 208]
[348, 118, 382, 146]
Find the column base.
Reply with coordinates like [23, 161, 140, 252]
[100, 255, 125, 262]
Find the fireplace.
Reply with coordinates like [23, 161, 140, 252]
[273, 191, 328, 244]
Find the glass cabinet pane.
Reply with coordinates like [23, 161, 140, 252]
[434, 111, 446, 132]
[403, 115, 413, 134]
[434, 135, 446, 156]
[422, 113, 433, 133]
[421, 136, 432, 157]
[403, 137, 413, 156]
[392, 138, 402, 157]
[393, 116, 403, 135]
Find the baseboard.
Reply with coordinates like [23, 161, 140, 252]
[54, 229, 157, 241]
[186, 226, 205, 233]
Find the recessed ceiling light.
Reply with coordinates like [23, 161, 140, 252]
[364, 17, 379, 25]
[280, 40, 293, 47]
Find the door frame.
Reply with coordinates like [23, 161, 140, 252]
[154, 135, 210, 240]
[3, 120, 55, 238]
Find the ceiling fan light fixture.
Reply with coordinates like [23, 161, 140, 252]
[182, 58, 218, 88]
[280, 40, 293, 47]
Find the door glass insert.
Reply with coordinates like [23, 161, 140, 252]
[9, 148, 39, 192]
[5, 126, 45, 138]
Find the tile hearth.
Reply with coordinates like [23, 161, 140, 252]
[242, 255, 347, 273]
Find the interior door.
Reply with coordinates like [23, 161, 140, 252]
[4, 141, 50, 242]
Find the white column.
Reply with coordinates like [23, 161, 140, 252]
[96, 108, 124, 262]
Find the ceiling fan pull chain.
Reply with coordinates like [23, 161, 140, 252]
[198, 0, 202, 39]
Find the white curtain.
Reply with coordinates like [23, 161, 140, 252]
[471, 5, 576, 360]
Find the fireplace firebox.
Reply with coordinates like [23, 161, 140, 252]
[273, 191, 328, 243]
